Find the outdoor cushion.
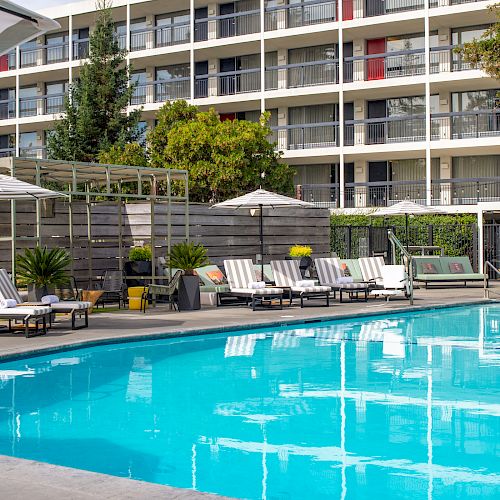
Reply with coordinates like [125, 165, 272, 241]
[230, 287, 283, 296]
[290, 285, 331, 293]
[416, 273, 486, 281]
[42, 294, 59, 304]
[0, 306, 51, 316]
[206, 269, 228, 286]
[341, 262, 351, 277]
[338, 259, 364, 282]
[50, 301, 92, 310]
[440, 256, 475, 274]
[449, 262, 465, 274]
[422, 262, 438, 274]
[248, 281, 266, 289]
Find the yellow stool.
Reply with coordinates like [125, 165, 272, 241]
[128, 286, 147, 310]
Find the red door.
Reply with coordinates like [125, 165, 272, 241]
[343, 0, 354, 20]
[220, 113, 236, 122]
[367, 38, 386, 80]
[0, 55, 8, 72]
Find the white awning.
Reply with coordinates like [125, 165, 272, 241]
[0, 173, 66, 199]
[0, 0, 60, 56]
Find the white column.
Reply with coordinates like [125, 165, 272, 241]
[478, 208, 484, 273]
[338, 0, 344, 208]
[15, 46, 19, 157]
[190, 0, 195, 102]
[260, 0, 265, 114]
[424, 2, 431, 206]
[68, 14, 73, 85]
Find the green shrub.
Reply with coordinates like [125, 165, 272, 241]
[167, 242, 209, 275]
[16, 247, 71, 287]
[128, 245, 152, 262]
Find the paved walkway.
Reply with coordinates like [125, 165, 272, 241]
[0, 284, 494, 499]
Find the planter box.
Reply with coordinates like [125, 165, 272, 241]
[178, 275, 201, 311]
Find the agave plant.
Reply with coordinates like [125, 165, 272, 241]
[16, 246, 71, 287]
[166, 242, 209, 275]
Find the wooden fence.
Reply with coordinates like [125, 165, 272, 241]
[0, 200, 330, 281]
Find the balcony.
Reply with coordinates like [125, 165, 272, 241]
[18, 94, 65, 118]
[19, 146, 46, 159]
[129, 23, 190, 52]
[431, 110, 500, 140]
[265, 59, 339, 90]
[345, 116, 426, 145]
[265, 0, 337, 31]
[0, 147, 15, 158]
[218, 69, 261, 95]
[299, 177, 500, 208]
[194, 9, 260, 41]
[20, 43, 69, 68]
[73, 39, 89, 60]
[429, 46, 476, 73]
[0, 52, 16, 72]
[131, 79, 191, 105]
[365, 0, 425, 17]
[344, 49, 425, 82]
[273, 122, 339, 150]
[0, 98, 16, 120]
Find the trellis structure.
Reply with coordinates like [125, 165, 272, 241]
[0, 157, 189, 283]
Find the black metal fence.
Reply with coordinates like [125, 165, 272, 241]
[331, 224, 478, 271]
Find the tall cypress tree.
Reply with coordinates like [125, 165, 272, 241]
[47, 0, 141, 162]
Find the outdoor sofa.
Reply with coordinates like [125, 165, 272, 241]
[413, 256, 487, 288]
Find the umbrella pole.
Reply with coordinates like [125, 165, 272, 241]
[260, 204, 264, 279]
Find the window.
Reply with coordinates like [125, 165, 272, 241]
[288, 45, 338, 87]
[46, 32, 70, 63]
[156, 64, 190, 100]
[19, 86, 38, 117]
[155, 11, 190, 46]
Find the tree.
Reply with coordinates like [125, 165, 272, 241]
[99, 142, 148, 167]
[147, 104, 295, 202]
[47, 0, 141, 162]
[456, 4, 500, 82]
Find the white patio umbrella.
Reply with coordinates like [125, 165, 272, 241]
[0, 173, 66, 199]
[375, 200, 445, 249]
[211, 188, 314, 276]
[0, 0, 60, 56]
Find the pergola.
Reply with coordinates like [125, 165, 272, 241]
[0, 157, 189, 283]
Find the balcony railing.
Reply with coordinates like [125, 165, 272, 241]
[18, 94, 66, 117]
[265, 59, 339, 90]
[194, 20, 208, 42]
[344, 49, 425, 82]
[0, 98, 16, 120]
[218, 69, 261, 95]
[429, 46, 476, 73]
[273, 121, 340, 150]
[19, 146, 46, 159]
[299, 177, 500, 208]
[20, 42, 70, 68]
[431, 110, 500, 140]
[265, 0, 337, 31]
[129, 22, 190, 52]
[218, 10, 260, 38]
[345, 116, 426, 145]
[131, 78, 191, 104]
[430, 0, 490, 7]
[365, 0, 425, 17]
[73, 39, 89, 60]
[0, 147, 15, 158]
[194, 77, 208, 98]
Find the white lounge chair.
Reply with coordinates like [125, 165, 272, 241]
[0, 269, 91, 330]
[369, 265, 409, 302]
[359, 256, 385, 286]
[270, 260, 331, 307]
[224, 259, 284, 310]
[315, 257, 369, 302]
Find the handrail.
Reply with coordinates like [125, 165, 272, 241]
[387, 229, 414, 305]
[484, 260, 500, 298]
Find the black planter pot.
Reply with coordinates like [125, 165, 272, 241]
[27, 284, 52, 302]
[124, 260, 152, 287]
[299, 256, 313, 278]
[178, 274, 201, 311]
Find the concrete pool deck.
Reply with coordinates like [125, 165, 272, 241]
[0, 285, 495, 498]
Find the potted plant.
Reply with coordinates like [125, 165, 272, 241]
[167, 242, 209, 311]
[289, 244, 313, 278]
[16, 246, 71, 301]
[125, 244, 152, 286]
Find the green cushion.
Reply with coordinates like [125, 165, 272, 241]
[439, 256, 474, 274]
[413, 257, 444, 275]
[200, 284, 230, 293]
[253, 264, 274, 282]
[196, 265, 228, 287]
[416, 273, 486, 281]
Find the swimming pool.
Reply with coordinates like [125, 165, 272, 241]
[0, 304, 498, 499]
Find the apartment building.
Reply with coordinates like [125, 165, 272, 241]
[0, 0, 498, 209]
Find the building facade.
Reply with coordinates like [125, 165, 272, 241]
[0, 0, 498, 209]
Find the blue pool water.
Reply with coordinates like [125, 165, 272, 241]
[0, 305, 499, 499]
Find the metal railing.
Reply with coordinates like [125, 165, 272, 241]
[430, 0, 490, 7]
[484, 260, 498, 297]
[20, 43, 70, 68]
[218, 69, 261, 95]
[429, 46, 476, 73]
[129, 23, 190, 51]
[344, 116, 426, 145]
[431, 110, 500, 140]
[194, 20, 208, 41]
[19, 146, 46, 159]
[73, 39, 89, 60]
[0, 98, 16, 120]
[218, 10, 260, 37]
[0, 147, 15, 157]
[265, 0, 337, 31]
[131, 79, 191, 104]
[300, 177, 500, 208]
[265, 59, 339, 90]
[365, 0, 425, 17]
[387, 229, 414, 305]
[344, 49, 425, 82]
[18, 94, 65, 117]
[272, 121, 340, 150]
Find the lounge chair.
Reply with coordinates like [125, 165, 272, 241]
[358, 256, 385, 286]
[369, 265, 409, 302]
[0, 269, 91, 330]
[270, 260, 331, 307]
[315, 257, 369, 302]
[196, 265, 240, 307]
[97, 270, 127, 308]
[338, 259, 364, 283]
[224, 259, 284, 310]
[141, 270, 182, 312]
[413, 256, 487, 288]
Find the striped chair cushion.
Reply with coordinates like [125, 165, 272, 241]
[270, 260, 302, 287]
[230, 287, 283, 296]
[315, 258, 343, 285]
[224, 259, 258, 290]
[359, 257, 385, 283]
[0, 306, 51, 316]
[290, 285, 331, 293]
[0, 268, 23, 304]
[50, 301, 92, 311]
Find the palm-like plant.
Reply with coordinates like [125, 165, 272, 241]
[16, 247, 71, 287]
[166, 242, 209, 275]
